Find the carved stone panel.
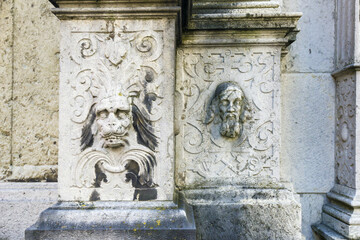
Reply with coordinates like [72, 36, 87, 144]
[335, 73, 356, 189]
[176, 47, 281, 188]
[58, 19, 175, 201]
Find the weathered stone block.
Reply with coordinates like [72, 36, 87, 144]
[26, 199, 196, 240]
[11, 0, 59, 181]
[0, 0, 14, 179]
[183, 187, 303, 240]
[281, 73, 335, 193]
[282, 0, 335, 73]
[176, 46, 283, 188]
[0, 183, 57, 240]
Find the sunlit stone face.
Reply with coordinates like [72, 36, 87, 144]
[95, 95, 132, 148]
[218, 85, 244, 138]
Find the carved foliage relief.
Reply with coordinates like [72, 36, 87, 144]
[61, 20, 173, 201]
[176, 48, 280, 186]
[335, 75, 356, 188]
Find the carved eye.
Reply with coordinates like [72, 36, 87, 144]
[116, 110, 128, 120]
[221, 100, 229, 106]
[234, 99, 242, 106]
[97, 110, 109, 119]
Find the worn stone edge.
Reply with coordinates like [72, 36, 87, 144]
[51, 6, 181, 19]
[312, 224, 347, 240]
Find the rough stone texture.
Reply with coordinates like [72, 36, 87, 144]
[333, 71, 358, 189]
[57, 16, 177, 201]
[11, 0, 59, 180]
[176, 46, 283, 188]
[0, 182, 57, 240]
[300, 194, 327, 240]
[281, 0, 335, 73]
[184, 187, 303, 240]
[0, 0, 14, 180]
[281, 73, 335, 193]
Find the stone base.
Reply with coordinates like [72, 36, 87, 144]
[312, 224, 347, 240]
[182, 186, 303, 240]
[312, 184, 360, 240]
[25, 197, 196, 240]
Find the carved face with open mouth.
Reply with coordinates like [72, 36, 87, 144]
[95, 95, 132, 148]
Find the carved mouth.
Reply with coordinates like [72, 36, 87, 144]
[103, 132, 127, 138]
[224, 113, 238, 120]
[102, 133, 128, 147]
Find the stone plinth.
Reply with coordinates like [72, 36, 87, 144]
[26, 196, 195, 240]
[184, 186, 302, 240]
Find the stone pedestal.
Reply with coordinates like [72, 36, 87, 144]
[176, 2, 303, 239]
[183, 186, 302, 240]
[26, 194, 195, 240]
[26, 1, 195, 239]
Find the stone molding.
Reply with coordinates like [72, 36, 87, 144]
[51, 7, 181, 19]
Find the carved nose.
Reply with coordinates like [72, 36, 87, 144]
[228, 103, 235, 112]
[107, 113, 117, 127]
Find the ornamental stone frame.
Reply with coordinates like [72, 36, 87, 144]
[26, 0, 303, 239]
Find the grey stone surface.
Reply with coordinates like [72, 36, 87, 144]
[0, 182, 57, 240]
[176, 45, 284, 188]
[312, 223, 347, 240]
[183, 186, 303, 240]
[315, 183, 360, 239]
[56, 12, 178, 202]
[281, 73, 335, 193]
[281, 0, 335, 73]
[26, 199, 196, 240]
[299, 194, 327, 240]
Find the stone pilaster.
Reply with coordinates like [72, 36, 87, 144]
[176, 1, 303, 239]
[313, 0, 360, 239]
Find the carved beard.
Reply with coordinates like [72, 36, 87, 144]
[220, 115, 241, 138]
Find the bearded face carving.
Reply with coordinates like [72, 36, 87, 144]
[206, 82, 246, 139]
[95, 95, 132, 148]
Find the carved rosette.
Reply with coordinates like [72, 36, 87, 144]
[335, 75, 356, 188]
[176, 48, 280, 186]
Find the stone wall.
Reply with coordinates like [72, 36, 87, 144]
[281, 0, 336, 239]
[0, 0, 336, 239]
[0, 0, 60, 182]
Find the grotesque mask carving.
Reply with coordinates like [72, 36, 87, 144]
[206, 82, 246, 139]
[95, 95, 131, 148]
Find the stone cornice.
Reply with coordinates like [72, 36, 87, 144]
[191, 0, 281, 14]
[181, 13, 301, 46]
[51, 7, 181, 19]
[52, 0, 179, 8]
[187, 12, 302, 30]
